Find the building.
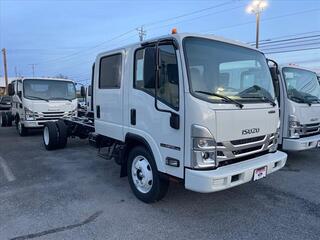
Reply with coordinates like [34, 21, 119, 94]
[0, 77, 15, 96]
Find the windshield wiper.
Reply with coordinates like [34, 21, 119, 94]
[289, 96, 313, 106]
[195, 91, 244, 109]
[241, 96, 276, 107]
[26, 96, 49, 102]
[50, 97, 72, 102]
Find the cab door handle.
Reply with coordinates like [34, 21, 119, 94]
[130, 109, 136, 125]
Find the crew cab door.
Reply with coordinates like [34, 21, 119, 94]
[127, 42, 185, 178]
[94, 51, 125, 140]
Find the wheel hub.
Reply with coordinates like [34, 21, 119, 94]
[131, 155, 153, 193]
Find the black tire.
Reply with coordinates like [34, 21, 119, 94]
[17, 120, 28, 136]
[1, 112, 8, 127]
[56, 120, 68, 149]
[127, 146, 169, 203]
[43, 122, 59, 150]
[6, 112, 13, 127]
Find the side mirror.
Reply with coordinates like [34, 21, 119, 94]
[88, 85, 92, 96]
[8, 83, 15, 96]
[18, 91, 22, 99]
[80, 86, 86, 97]
[143, 47, 156, 89]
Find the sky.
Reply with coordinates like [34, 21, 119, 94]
[0, 0, 319, 85]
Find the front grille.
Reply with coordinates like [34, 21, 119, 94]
[218, 150, 269, 167]
[300, 122, 320, 137]
[216, 133, 276, 167]
[42, 111, 64, 114]
[230, 136, 265, 145]
[232, 145, 263, 156]
[35, 111, 72, 121]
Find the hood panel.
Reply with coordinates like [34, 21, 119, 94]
[297, 105, 320, 124]
[215, 108, 278, 142]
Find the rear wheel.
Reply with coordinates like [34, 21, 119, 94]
[127, 146, 169, 203]
[1, 112, 8, 127]
[17, 120, 28, 136]
[56, 120, 68, 148]
[6, 112, 13, 127]
[43, 122, 59, 150]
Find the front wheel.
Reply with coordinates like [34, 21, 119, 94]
[43, 122, 59, 150]
[127, 146, 169, 203]
[1, 112, 8, 127]
[17, 121, 28, 136]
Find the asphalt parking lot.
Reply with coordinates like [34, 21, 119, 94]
[0, 124, 320, 240]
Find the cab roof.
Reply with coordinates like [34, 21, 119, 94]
[97, 32, 261, 57]
[15, 77, 75, 83]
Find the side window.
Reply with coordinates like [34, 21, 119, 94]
[99, 54, 122, 89]
[134, 45, 179, 110]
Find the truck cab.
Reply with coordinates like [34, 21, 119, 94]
[8, 77, 77, 136]
[43, 33, 287, 203]
[271, 64, 320, 151]
[93, 33, 287, 201]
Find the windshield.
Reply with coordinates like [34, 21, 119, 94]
[282, 67, 320, 104]
[183, 37, 275, 103]
[23, 79, 76, 101]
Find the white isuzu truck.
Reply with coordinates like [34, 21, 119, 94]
[5, 77, 77, 136]
[42, 33, 287, 203]
[269, 64, 320, 151]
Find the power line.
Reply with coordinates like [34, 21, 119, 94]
[257, 35, 320, 46]
[265, 47, 320, 54]
[247, 30, 320, 44]
[146, 4, 245, 34]
[144, 1, 234, 27]
[204, 8, 320, 34]
[35, 28, 136, 65]
[261, 42, 320, 51]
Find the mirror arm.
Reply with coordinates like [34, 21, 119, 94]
[154, 42, 172, 115]
[267, 58, 280, 74]
[153, 42, 180, 130]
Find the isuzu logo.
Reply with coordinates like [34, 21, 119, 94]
[242, 128, 260, 135]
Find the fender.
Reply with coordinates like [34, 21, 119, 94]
[121, 132, 165, 177]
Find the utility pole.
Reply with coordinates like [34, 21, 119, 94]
[29, 63, 37, 77]
[1, 48, 9, 95]
[136, 26, 146, 42]
[14, 66, 18, 78]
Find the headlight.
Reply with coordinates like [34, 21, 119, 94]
[191, 125, 217, 169]
[269, 127, 280, 153]
[24, 107, 35, 121]
[288, 115, 301, 138]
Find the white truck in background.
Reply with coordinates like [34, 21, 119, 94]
[42, 32, 287, 203]
[269, 64, 320, 151]
[5, 77, 77, 136]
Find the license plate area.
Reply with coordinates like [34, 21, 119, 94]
[253, 166, 267, 181]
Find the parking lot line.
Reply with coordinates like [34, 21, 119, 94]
[0, 156, 16, 182]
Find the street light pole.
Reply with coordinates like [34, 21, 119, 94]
[246, 0, 268, 49]
[255, 12, 260, 49]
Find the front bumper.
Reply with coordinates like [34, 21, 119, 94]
[0, 104, 11, 110]
[23, 120, 57, 128]
[282, 134, 320, 151]
[185, 151, 287, 193]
